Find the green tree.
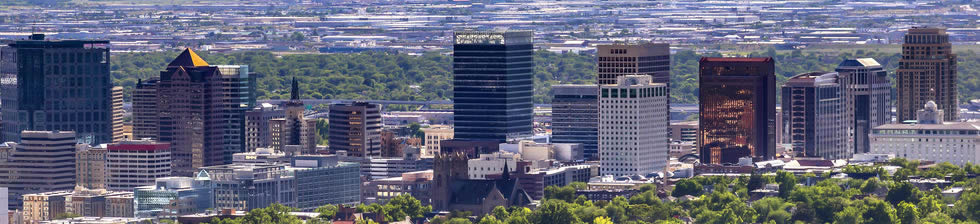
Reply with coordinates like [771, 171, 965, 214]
[477, 216, 503, 224]
[671, 179, 703, 197]
[314, 204, 338, 220]
[775, 171, 797, 198]
[886, 182, 921, 205]
[896, 201, 919, 224]
[531, 200, 582, 224]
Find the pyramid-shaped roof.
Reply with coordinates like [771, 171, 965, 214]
[168, 48, 209, 67]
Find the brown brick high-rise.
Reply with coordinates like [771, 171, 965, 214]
[897, 27, 958, 122]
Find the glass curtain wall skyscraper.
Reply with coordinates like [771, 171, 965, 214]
[1, 34, 112, 145]
[698, 57, 776, 164]
[452, 31, 534, 142]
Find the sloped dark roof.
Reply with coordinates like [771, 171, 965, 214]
[449, 178, 527, 205]
[168, 48, 209, 67]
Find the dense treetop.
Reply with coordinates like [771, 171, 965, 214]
[206, 160, 980, 224]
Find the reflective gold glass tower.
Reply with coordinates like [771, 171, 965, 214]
[698, 57, 776, 164]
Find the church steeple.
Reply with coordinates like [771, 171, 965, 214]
[501, 161, 510, 180]
[290, 77, 299, 100]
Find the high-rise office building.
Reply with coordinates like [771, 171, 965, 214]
[781, 72, 848, 159]
[836, 58, 892, 154]
[698, 57, 776, 164]
[106, 139, 171, 191]
[599, 75, 669, 176]
[111, 86, 124, 142]
[329, 102, 381, 157]
[1, 34, 112, 145]
[245, 103, 284, 152]
[897, 27, 958, 122]
[156, 49, 251, 176]
[0, 131, 77, 209]
[269, 78, 317, 155]
[132, 78, 159, 141]
[76, 144, 107, 190]
[551, 84, 599, 160]
[452, 31, 534, 142]
[596, 43, 670, 85]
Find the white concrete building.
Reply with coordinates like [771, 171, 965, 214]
[467, 152, 520, 180]
[599, 75, 670, 177]
[106, 140, 172, 191]
[870, 102, 980, 166]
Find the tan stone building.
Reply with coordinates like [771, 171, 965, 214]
[897, 27, 958, 122]
[421, 125, 453, 157]
[75, 145, 107, 190]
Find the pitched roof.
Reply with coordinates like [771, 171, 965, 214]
[168, 48, 209, 67]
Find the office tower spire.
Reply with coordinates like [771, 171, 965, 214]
[897, 27, 958, 122]
[290, 77, 300, 100]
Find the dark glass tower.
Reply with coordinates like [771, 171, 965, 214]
[452, 31, 534, 142]
[698, 57, 776, 164]
[551, 84, 598, 160]
[155, 49, 250, 176]
[1, 34, 112, 145]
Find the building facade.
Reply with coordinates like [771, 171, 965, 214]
[269, 78, 317, 155]
[204, 156, 361, 212]
[111, 86, 124, 143]
[467, 152, 520, 180]
[421, 125, 453, 157]
[452, 31, 534, 142]
[599, 75, 669, 176]
[245, 103, 284, 152]
[0, 131, 77, 210]
[1, 34, 112, 145]
[76, 145, 107, 190]
[896, 27, 958, 122]
[870, 102, 980, 166]
[132, 78, 159, 140]
[328, 102, 382, 157]
[106, 140, 171, 191]
[362, 170, 433, 205]
[133, 174, 213, 218]
[836, 58, 892, 154]
[698, 57, 776, 164]
[596, 43, 670, 85]
[781, 72, 848, 159]
[155, 49, 250, 176]
[551, 85, 599, 160]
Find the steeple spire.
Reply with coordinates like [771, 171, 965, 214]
[501, 161, 510, 180]
[290, 77, 299, 100]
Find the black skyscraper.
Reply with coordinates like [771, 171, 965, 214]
[452, 31, 534, 142]
[1, 34, 112, 144]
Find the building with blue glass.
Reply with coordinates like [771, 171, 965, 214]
[452, 30, 534, 142]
